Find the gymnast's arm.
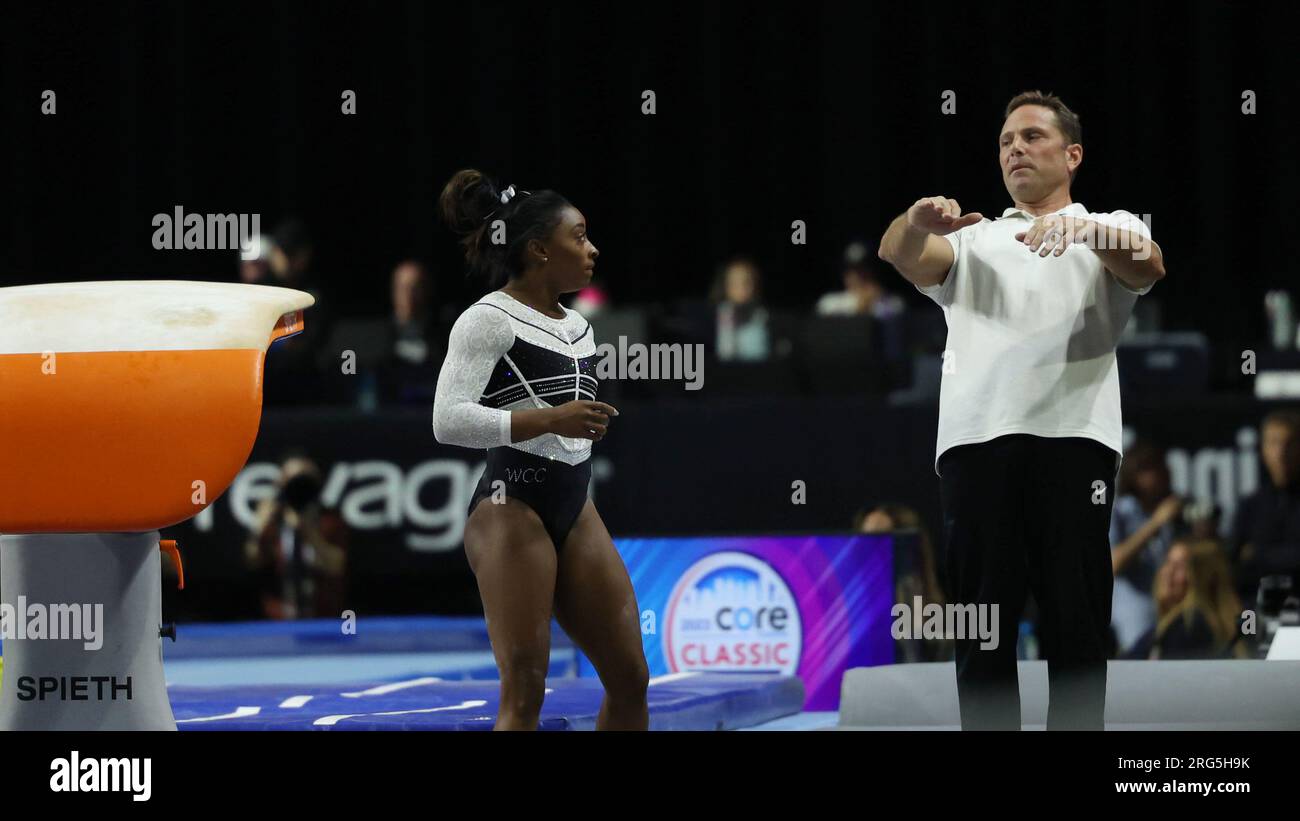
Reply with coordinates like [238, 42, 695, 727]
[431, 305, 575, 446]
[878, 196, 978, 288]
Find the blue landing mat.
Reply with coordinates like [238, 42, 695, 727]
[160, 617, 573, 659]
[170, 672, 805, 731]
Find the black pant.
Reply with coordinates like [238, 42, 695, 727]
[938, 433, 1118, 730]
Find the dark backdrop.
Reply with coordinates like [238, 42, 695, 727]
[1, 1, 1291, 383]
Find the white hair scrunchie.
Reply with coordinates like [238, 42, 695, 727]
[482, 183, 528, 222]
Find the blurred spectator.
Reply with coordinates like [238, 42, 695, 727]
[238, 234, 273, 286]
[1122, 540, 1188, 658]
[1109, 440, 1184, 654]
[261, 218, 335, 404]
[268, 218, 316, 289]
[1229, 409, 1300, 604]
[375, 259, 447, 405]
[816, 240, 905, 319]
[571, 284, 610, 317]
[710, 256, 769, 361]
[1183, 498, 1223, 541]
[817, 240, 908, 387]
[858, 502, 952, 662]
[244, 451, 349, 620]
[1137, 539, 1250, 659]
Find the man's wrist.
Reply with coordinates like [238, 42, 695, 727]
[902, 219, 930, 239]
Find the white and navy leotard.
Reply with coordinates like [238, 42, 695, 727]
[432, 289, 599, 465]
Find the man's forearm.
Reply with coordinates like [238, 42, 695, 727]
[879, 212, 931, 280]
[1088, 223, 1165, 292]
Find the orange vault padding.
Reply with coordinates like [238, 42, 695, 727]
[0, 281, 315, 533]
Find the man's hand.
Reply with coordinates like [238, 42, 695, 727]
[1015, 214, 1096, 257]
[907, 197, 983, 236]
[1016, 212, 1166, 291]
[879, 196, 977, 287]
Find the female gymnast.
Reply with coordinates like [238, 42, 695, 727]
[433, 169, 649, 730]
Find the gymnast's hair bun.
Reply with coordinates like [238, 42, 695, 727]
[438, 168, 503, 273]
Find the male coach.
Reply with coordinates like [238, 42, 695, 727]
[877, 90, 1165, 730]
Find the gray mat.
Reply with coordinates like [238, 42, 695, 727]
[838, 661, 1300, 730]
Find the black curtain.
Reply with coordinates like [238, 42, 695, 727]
[1, 0, 1290, 391]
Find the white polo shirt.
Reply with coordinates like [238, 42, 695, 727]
[914, 202, 1154, 475]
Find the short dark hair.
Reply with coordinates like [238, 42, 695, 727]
[1004, 90, 1083, 183]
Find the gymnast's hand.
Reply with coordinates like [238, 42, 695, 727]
[907, 196, 983, 235]
[546, 400, 620, 441]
